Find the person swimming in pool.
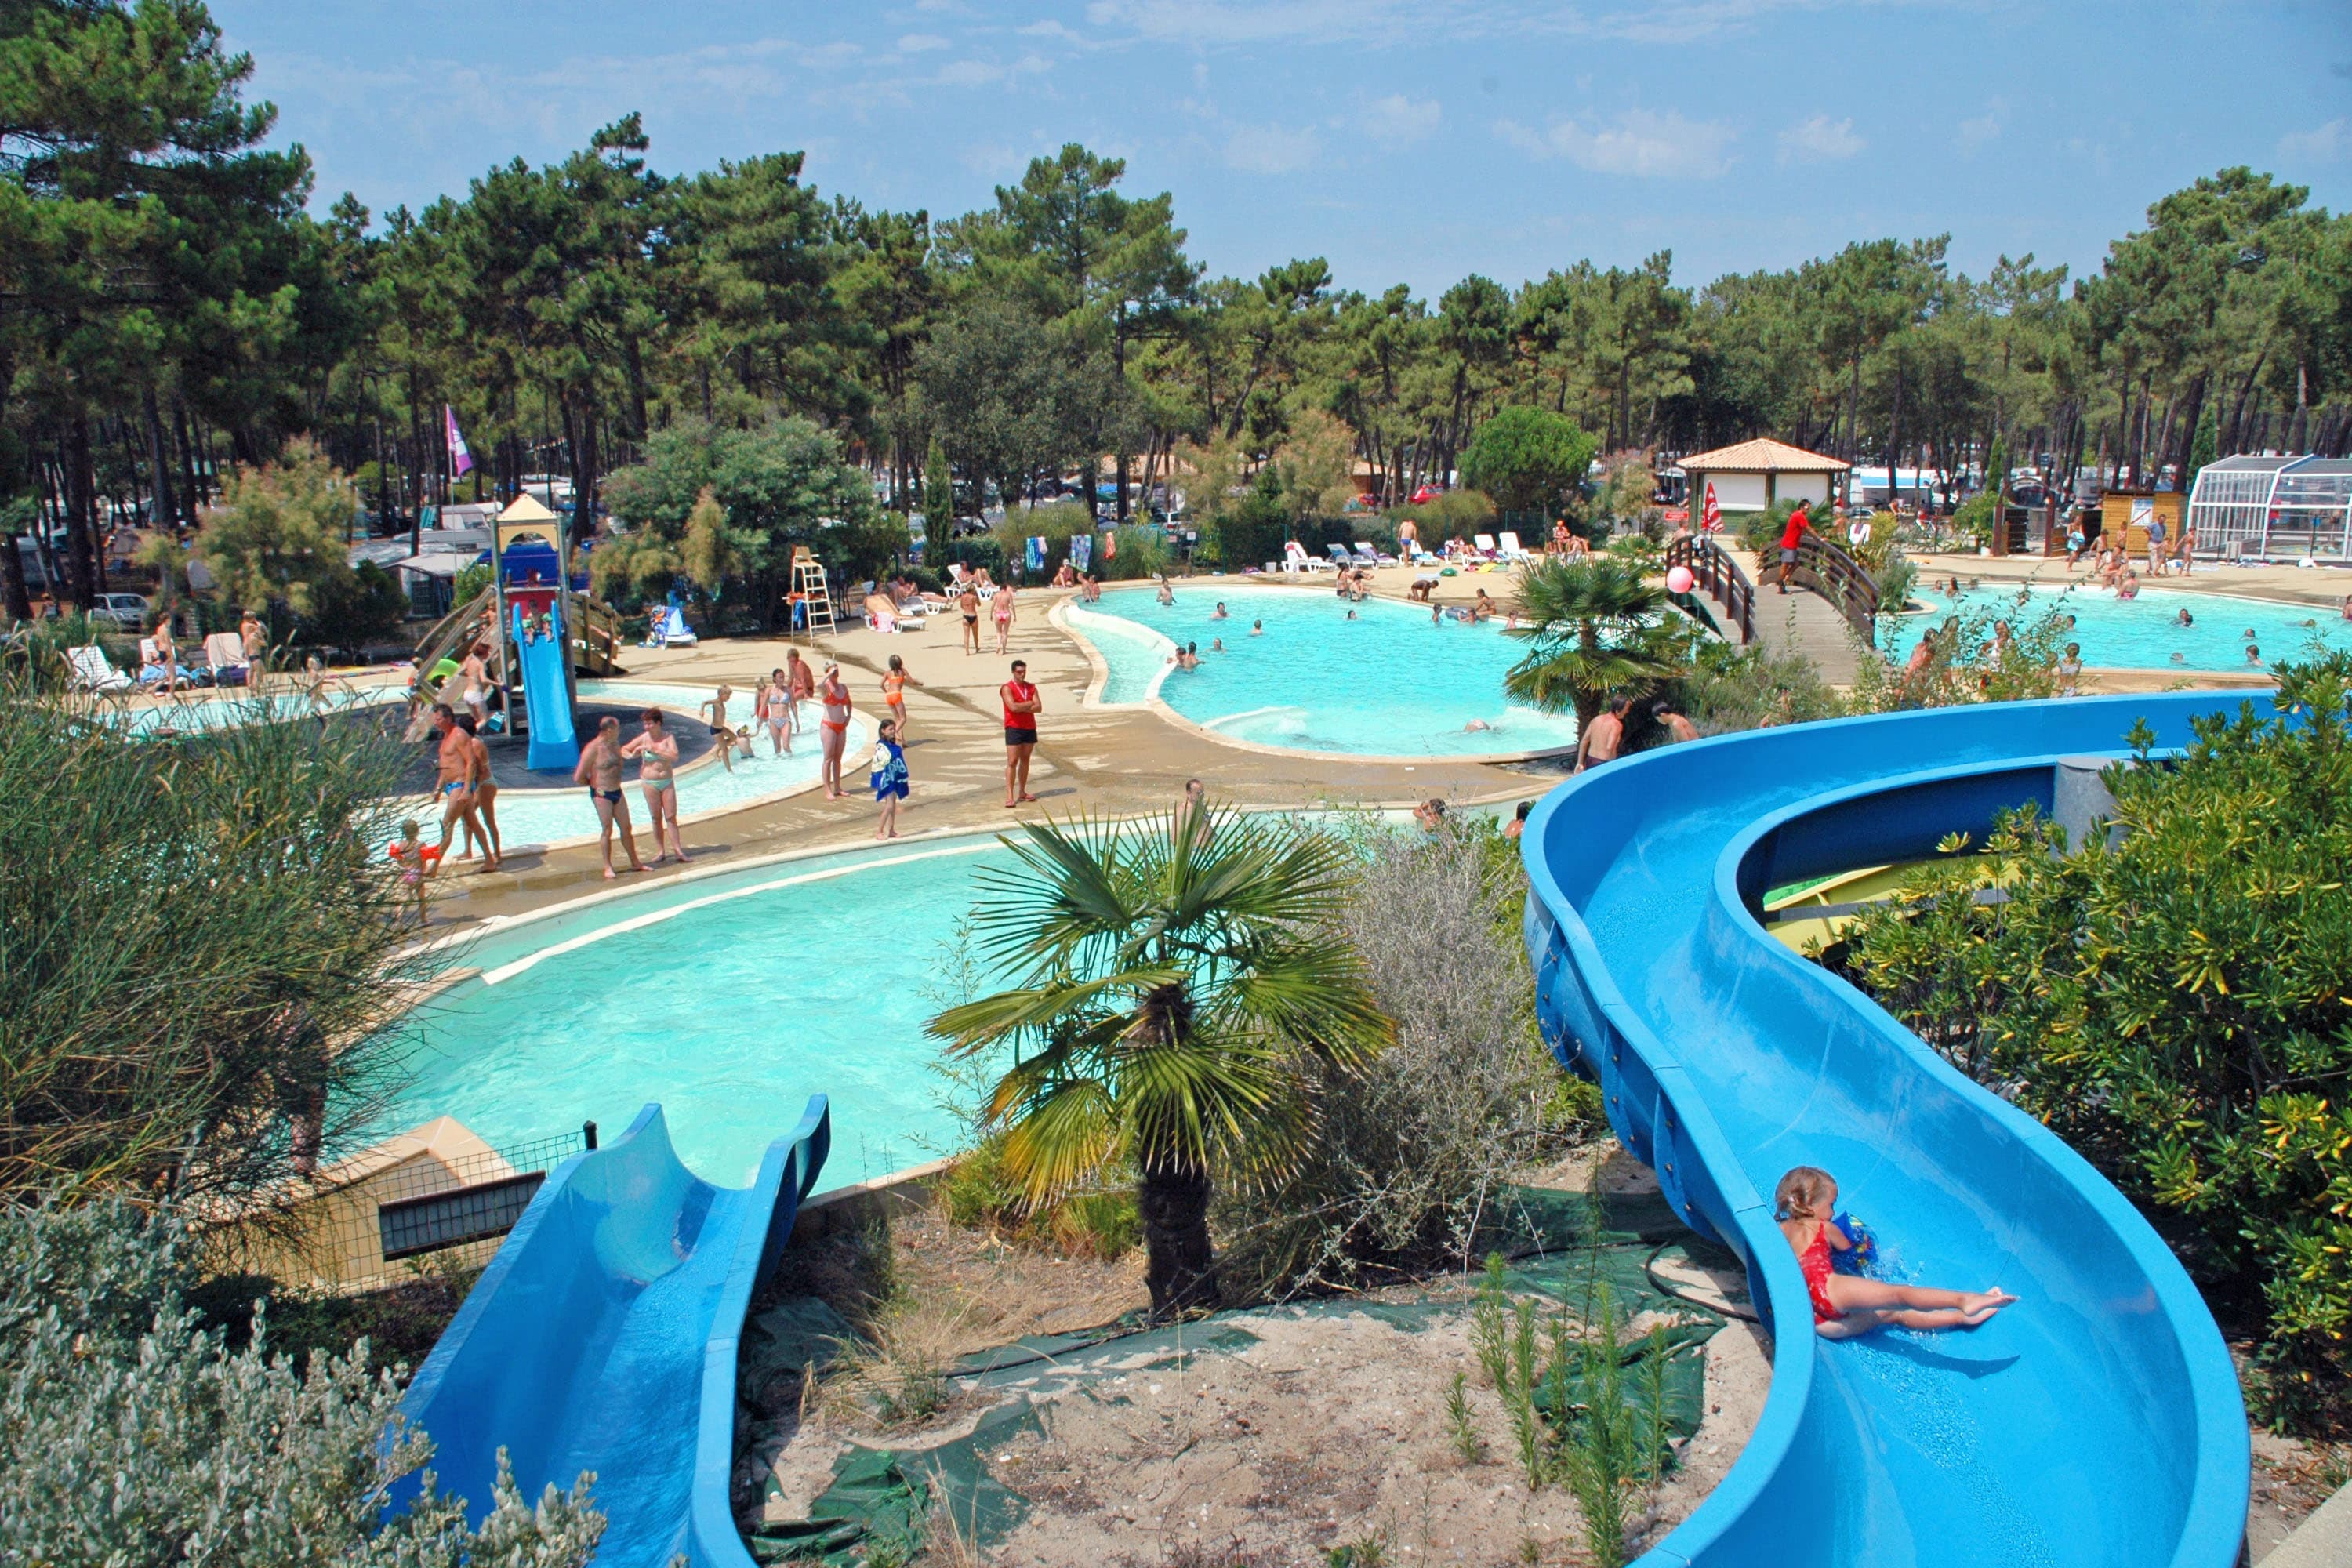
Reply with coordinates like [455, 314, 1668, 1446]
[1251, 619, 1264, 636]
[572, 715, 644, 880]
[2175, 607, 2194, 628]
[1777, 1166, 2014, 1339]
[1211, 601, 1229, 619]
[622, 707, 687, 865]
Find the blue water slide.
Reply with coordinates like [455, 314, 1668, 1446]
[1521, 693, 2257, 1568]
[398, 1098, 832, 1567]
[514, 604, 579, 774]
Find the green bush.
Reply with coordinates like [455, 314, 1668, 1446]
[296, 559, 408, 661]
[1828, 652, 2352, 1427]
[0, 1201, 605, 1566]
[1460, 407, 1597, 516]
[1948, 492, 1996, 549]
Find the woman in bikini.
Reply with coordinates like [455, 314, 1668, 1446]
[880, 655, 920, 742]
[456, 643, 491, 727]
[621, 707, 688, 865]
[957, 581, 982, 655]
[991, 583, 1017, 655]
[456, 713, 501, 871]
[759, 667, 793, 757]
[817, 664, 854, 800]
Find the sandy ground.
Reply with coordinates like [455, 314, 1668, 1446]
[747, 1150, 1773, 1568]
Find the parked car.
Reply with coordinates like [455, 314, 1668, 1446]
[86, 592, 151, 630]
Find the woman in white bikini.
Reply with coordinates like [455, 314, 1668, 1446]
[456, 644, 491, 726]
[759, 667, 793, 757]
[622, 707, 688, 864]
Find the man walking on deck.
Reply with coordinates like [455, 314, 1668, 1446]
[1777, 503, 1811, 594]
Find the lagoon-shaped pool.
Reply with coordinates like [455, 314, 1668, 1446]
[1065, 583, 1581, 757]
[380, 835, 1015, 1190]
[1885, 582, 2352, 671]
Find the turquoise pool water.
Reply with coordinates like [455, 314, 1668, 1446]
[380, 837, 1015, 1189]
[423, 680, 873, 851]
[1066, 583, 1582, 757]
[109, 684, 404, 735]
[1885, 583, 2352, 671]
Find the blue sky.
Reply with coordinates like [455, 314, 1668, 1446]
[217, 1, 2352, 298]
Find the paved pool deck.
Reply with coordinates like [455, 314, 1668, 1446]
[399, 561, 2296, 931]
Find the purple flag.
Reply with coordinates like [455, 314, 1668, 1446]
[445, 405, 474, 477]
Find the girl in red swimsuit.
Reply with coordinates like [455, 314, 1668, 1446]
[1774, 1167, 2016, 1340]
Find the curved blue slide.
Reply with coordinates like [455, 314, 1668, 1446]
[1521, 694, 2255, 1568]
[399, 1098, 830, 1567]
[515, 604, 579, 774]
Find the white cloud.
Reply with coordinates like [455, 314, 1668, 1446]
[1494, 107, 1736, 178]
[935, 57, 1000, 86]
[897, 33, 950, 52]
[1956, 97, 2004, 153]
[959, 143, 1029, 178]
[2280, 118, 2350, 163]
[1776, 112, 1861, 164]
[1016, 19, 1088, 42]
[1363, 93, 1442, 149]
[1087, 0, 1421, 45]
[1225, 122, 1323, 174]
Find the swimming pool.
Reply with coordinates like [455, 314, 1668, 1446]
[1064, 583, 1582, 757]
[107, 684, 405, 735]
[380, 836, 1015, 1190]
[1884, 583, 2352, 671]
[423, 680, 873, 851]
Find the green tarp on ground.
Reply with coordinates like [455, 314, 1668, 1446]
[745, 1181, 1741, 1561]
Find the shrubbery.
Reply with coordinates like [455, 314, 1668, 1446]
[0, 1200, 604, 1568]
[1827, 653, 2352, 1426]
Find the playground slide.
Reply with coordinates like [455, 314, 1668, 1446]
[399, 1098, 831, 1568]
[515, 605, 580, 774]
[1521, 693, 2256, 1568]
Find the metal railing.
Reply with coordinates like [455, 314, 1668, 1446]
[212, 1121, 598, 1293]
[1665, 533, 1758, 644]
[1790, 534, 1880, 640]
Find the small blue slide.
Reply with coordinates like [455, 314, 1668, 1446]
[514, 604, 579, 774]
[1522, 693, 2255, 1567]
[400, 1098, 830, 1567]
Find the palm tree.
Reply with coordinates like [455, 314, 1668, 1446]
[1503, 556, 1682, 729]
[925, 802, 1394, 1315]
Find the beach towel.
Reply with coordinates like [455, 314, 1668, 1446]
[1025, 535, 1046, 573]
[1069, 532, 1092, 573]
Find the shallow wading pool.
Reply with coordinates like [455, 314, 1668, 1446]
[1884, 582, 2352, 671]
[1064, 583, 1582, 757]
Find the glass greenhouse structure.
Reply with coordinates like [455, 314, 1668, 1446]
[2185, 455, 2352, 562]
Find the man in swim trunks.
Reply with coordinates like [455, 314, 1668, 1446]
[430, 705, 481, 864]
[786, 649, 815, 731]
[622, 706, 688, 865]
[1575, 695, 1631, 772]
[817, 663, 853, 799]
[1777, 503, 1809, 594]
[1001, 659, 1041, 808]
[572, 714, 644, 879]
[957, 580, 982, 655]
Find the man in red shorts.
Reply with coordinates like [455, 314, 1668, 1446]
[1777, 501, 1811, 594]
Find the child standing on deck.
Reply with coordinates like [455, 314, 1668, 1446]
[871, 719, 909, 839]
[1777, 1167, 2015, 1339]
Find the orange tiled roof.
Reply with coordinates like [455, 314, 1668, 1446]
[1680, 438, 1850, 474]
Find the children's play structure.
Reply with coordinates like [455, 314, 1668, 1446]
[408, 494, 626, 771]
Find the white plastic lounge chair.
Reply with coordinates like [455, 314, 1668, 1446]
[203, 632, 250, 687]
[1325, 540, 1355, 567]
[67, 643, 132, 693]
[1281, 540, 1334, 575]
[1497, 531, 1526, 561]
[1350, 542, 1386, 568]
[1473, 533, 1500, 559]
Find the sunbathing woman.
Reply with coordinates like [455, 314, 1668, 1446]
[1777, 1166, 2014, 1339]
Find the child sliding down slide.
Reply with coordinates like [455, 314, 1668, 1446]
[1777, 1166, 2016, 1340]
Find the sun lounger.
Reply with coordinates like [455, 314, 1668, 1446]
[203, 632, 250, 687]
[1281, 540, 1334, 574]
[1325, 540, 1355, 567]
[1472, 533, 1500, 559]
[68, 643, 133, 693]
[1497, 531, 1526, 561]
[1352, 542, 1394, 568]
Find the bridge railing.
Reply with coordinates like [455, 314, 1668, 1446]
[1790, 533, 1880, 640]
[1665, 532, 1758, 644]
